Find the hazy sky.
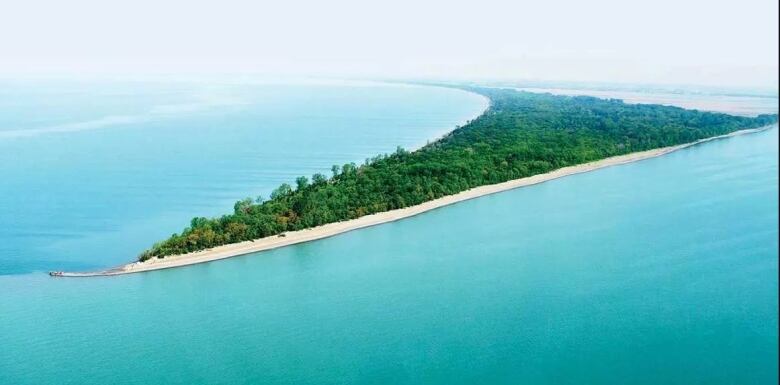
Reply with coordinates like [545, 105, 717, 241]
[1, 0, 777, 88]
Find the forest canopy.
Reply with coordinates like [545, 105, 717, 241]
[139, 88, 777, 261]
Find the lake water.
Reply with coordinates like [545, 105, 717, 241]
[0, 82, 777, 384]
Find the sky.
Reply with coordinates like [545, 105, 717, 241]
[1, 0, 777, 89]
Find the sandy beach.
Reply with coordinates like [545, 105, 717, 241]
[57, 124, 775, 277]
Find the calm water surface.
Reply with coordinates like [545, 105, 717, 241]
[0, 80, 487, 274]
[0, 83, 776, 384]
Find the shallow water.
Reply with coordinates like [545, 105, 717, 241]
[0, 84, 777, 384]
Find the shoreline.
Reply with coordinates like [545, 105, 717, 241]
[55, 124, 776, 277]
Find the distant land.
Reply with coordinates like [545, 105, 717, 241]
[514, 87, 778, 117]
[478, 80, 780, 99]
[54, 86, 778, 276]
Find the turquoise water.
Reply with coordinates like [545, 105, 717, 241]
[0, 83, 777, 384]
[0, 80, 487, 274]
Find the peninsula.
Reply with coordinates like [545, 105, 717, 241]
[54, 87, 778, 276]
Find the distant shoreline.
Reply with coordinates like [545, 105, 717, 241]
[54, 124, 776, 277]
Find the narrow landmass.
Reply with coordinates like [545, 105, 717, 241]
[52, 87, 778, 277]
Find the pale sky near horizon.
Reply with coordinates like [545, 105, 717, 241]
[1, 0, 777, 89]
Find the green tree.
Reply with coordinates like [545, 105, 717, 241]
[295, 176, 309, 191]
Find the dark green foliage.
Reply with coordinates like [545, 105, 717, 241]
[139, 88, 777, 260]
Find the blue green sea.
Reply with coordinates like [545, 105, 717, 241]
[0, 81, 777, 384]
